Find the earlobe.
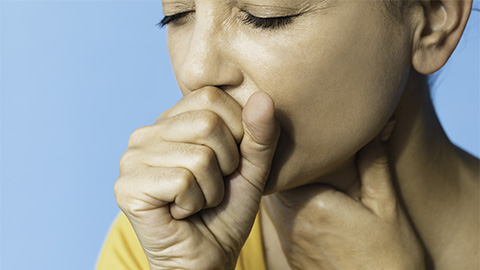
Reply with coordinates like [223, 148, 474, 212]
[411, 0, 472, 74]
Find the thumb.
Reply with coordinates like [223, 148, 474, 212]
[358, 119, 397, 216]
[238, 91, 280, 192]
[200, 92, 279, 252]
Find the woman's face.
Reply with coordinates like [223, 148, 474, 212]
[163, 0, 413, 193]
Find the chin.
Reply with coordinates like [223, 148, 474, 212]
[262, 137, 361, 195]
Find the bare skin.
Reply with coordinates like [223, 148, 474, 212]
[261, 71, 479, 270]
[114, 0, 478, 269]
[115, 90, 280, 269]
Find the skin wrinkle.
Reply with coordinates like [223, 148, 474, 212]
[162, 1, 195, 15]
[237, 0, 334, 17]
[162, 0, 403, 22]
[113, 0, 477, 269]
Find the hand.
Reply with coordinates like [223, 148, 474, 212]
[263, 125, 425, 270]
[114, 87, 280, 270]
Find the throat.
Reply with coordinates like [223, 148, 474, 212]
[258, 71, 479, 269]
[379, 71, 478, 269]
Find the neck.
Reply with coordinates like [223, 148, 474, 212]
[386, 71, 479, 268]
[262, 71, 479, 269]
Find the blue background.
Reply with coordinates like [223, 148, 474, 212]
[0, 1, 478, 269]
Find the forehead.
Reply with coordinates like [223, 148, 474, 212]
[161, 0, 329, 8]
[161, 0, 341, 19]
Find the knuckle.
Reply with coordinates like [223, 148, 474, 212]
[190, 145, 216, 170]
[312, 198, 333, 213]
[118, 149, 140, 173]
[311, 190, 339, 212]
[114, 175, 159, 217]
[173, 169, 195, 193]
[128, 126, 151, 148]
[196, 87, 222, 107]
[194, 110, 222, 138]
[157, 108, 172, 120]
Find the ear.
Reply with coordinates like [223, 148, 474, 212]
[411, 0, 473, 74]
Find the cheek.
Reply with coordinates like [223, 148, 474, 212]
[167, 28, 192, 96]
[235, 7, 410, 190]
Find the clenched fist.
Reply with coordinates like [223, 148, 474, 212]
[114, 87, 280, 270]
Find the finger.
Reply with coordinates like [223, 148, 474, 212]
[136, 142, 225, 208]
[237, 91, 280, 191]
[129, 110, 239, 175]
[158, 87, 244, 143]
[198, 92, 280, 246]
[115, 166, 205, 221]
[275, 184, 352, 210]
[271, 183, 356, 223]
[357, 130, 397, 216]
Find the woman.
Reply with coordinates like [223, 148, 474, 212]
[98, 0, 479, 269]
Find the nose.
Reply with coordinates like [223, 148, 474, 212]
[178, 16, 243, 92]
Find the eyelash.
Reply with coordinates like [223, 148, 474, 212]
[158, 12, 296, 30]
[158, 12, 190, 28]
[243, 14, 294, 29]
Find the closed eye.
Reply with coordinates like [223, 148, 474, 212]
[158, 11, 298, 30]
[242, 13, 297, 30]
[158, 12, 192, 28]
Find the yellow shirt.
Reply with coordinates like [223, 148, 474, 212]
[96, 213, 266, 270]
